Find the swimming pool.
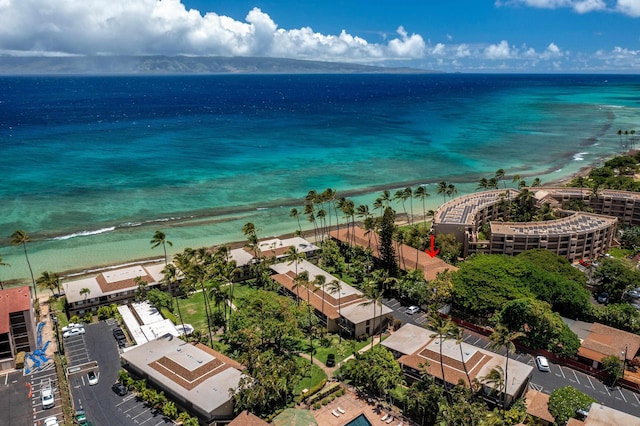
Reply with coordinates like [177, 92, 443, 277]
[345, 414, 373, 426]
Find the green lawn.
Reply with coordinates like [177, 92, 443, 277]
[293, 361, 327, 395]
[301, 334, 377, 365]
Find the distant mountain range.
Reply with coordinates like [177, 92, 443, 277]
[0, 55, 436, 75]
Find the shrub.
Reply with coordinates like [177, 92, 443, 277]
[549, 386, 596, 425]
[15, 351, 25, 369]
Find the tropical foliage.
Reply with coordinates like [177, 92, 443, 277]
[548, 386, 596, 425]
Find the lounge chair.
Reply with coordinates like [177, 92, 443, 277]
[337, 407, 346, 414]
[385, 416, 394, 424]
[381, 413, 389, 421]
[332, 410, 341, 417]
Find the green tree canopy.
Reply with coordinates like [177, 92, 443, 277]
[548, 386, 596, 425]
[593, 257, 640, 302]
[497, 298, 580, 357]
[452, 251, 591, 320]
[340, 345, 404, 400]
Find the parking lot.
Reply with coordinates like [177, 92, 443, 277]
[29, 363, 64, 426]
[67, 321, 173, 426]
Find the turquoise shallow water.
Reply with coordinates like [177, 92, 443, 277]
[0, 74, 638, 281]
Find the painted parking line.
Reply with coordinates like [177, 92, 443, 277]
[131, 408, 152, 420]
[603, 384, 611, 397]
[586, 375, 595, 390]
[618, 387, 627, 403]
[472, 337, 482, 345]
[557, 366, 566, 379]
[571, 369, 580, 385]
[116, 395, 136, 407]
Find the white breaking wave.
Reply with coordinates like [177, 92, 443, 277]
[573, 152, 588, 161]
[53, 227, 116, 240]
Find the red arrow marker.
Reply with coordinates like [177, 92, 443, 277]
[425, 235, 440, 258]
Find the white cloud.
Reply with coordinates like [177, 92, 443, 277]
[484, 40, 513, 59]
[498, 0, 640, 15]
[616, 0, 640, 17]
[0, 1, 425, 61]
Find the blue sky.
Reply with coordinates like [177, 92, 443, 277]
[1, 0, 640, 72]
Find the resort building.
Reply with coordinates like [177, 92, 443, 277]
[574, 322, 640, 370]
[229, 236, 320, 281]
[270, 259, 393, 338]
[0, 286, 36, 371]
[432, 188, 618, 261]
[63, 263, 166, 316]
[382, 323, 533, 408]
[121, 333, 244, 425]
[328, 226, 457, 281]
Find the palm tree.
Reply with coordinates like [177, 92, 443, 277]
[477, 177, 490, 191]
[482, 366, 505, 401]
[314, 274, 327, 327]
[489, 324, 525, 411]
[80, 287, 91, 300]
[327, 279, 343, 343]
[162, 263, 186, 333]
[404, 187, 415, 225]
[37, 271, 61, 297]
[414, 186, 430, 225]
[150, 230, 172, 265]
[285, 245, 306, 303]
[446, 183, 458, 200]
[0, 255, 9, 290]
[495, 168, 506, 188]
[378, 190, 392, 208]
[531, 177, 541, 187]
[289, 208, 303, 236]
[437, 181, 448, 203]
[11, 230, 37, 300]
[360, 279, 384, 349]
[428, 312, 455, 401]
[451, 323, 472, 388]
[394, 189, 409, 223]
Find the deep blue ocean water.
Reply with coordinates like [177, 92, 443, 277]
[1, 73, 638, 281]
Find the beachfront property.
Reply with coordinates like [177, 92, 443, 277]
[63, 263, 166, 316]
[121, 333, 244, 425]
[270, 259, 393, 338]
[432, 188, 618, 261]
[382, 323, 534, 408]
[117, 301, 181, 345]
[229, 236, 320, 281]
[0, 286, 36, 371]
[328, 226, 458, 281]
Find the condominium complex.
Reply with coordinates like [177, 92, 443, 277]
[432, 188, 625, 261]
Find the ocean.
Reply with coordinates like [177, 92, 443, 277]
[0, 73, 638, 282]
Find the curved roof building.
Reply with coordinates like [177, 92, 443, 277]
[433, 188, 621, 261]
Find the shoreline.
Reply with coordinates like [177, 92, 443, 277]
[0, 157, 606, 288]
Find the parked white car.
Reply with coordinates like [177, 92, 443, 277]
[63, 327, 85, 338]
[87, 371, 98, 386]
[535, 355, 551, 372]
[41, 378, 55, 409]
[405, 306, 420, 315]
[44, 416, 60, 426]
[61, 322, 82, 332]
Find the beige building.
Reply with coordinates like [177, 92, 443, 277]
[382, 323, 533, 408]
[0, 286, 36, 370]
[121, 334, 244, 425]
[63, 263, 166, 316]
[432, 188, 618, 261]
[270, 259, 393, 338]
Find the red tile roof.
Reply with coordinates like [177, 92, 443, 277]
[0, 286, 32, 334]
